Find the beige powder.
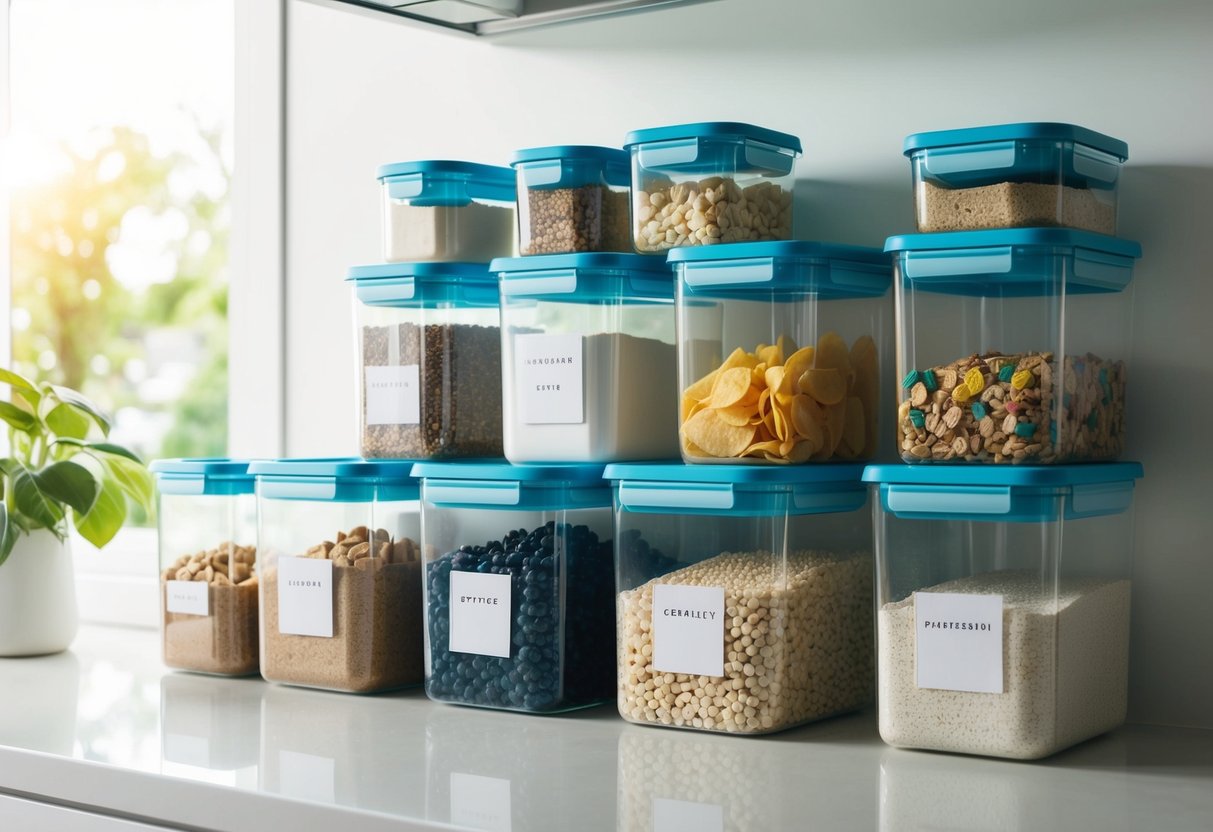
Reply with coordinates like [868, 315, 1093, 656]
[919, 180, 1116, 234]
[162, 580, 259, 676]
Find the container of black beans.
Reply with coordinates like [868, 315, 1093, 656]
[414, 462, 615, 713]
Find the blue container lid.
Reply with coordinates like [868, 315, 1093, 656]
[862, 462, 1142, 487]
[346, 262, 499, 309]
[885, 228, 1141, 259]
[151, 458, 254, 496]
[511, 145, 631, 189]
[250, 457, 420, 503]
[624, 122, 803, 154]
[375, 160, 515, 206]
[249, 458, 420, 480]
[903, 122, 1128, 161]
[493, 252, 674, 303]
[412, 461, 605, 483]
[670, 240, 891, 300]
[414, 462, 610, 511]
[511, 145, 628, 166]
[669, 240, 887, 267]
[376, 159, 515, 182]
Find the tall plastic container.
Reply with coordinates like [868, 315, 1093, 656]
[511, 145, 631, 254]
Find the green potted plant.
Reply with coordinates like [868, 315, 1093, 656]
[1, 368, 153, 656]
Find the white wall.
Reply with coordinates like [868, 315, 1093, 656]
[284, 0, 1213, 727]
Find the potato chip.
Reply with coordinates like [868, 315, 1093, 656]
[815, 331, 851, 375]
[782, 346, 815, 392]
[842, 395, 865, 454]
[777, 334, 799, 358]
[682, 408, 756, 458]
[764, 364, 786, 395]
[786, 439, 816, 463]
[812, 400, 846, 460]
[790, 394, 825, 452]
[717, 403, 758, 427]
[681, 393, 707, 424]
[798, 367, 847, 405]
[708, 367, 754, 408]
[850, 335, 879, 456]
[758, 343, 783, 367]
[683, 367, 720, 403]
[681, 436, 709, 457]
[751, 363, 768, 387]
[743, 439, 783, 458]
[770, 399, 790, 442]
[721, 347, 761, 372]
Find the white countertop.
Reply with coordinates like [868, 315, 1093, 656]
[1, 625, 1211, 831]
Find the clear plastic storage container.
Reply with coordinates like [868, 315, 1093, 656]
[251, 458, 424, 694]
[624, 122, 802, 253]
[512, 145, 631, 255]
[152, 459, 259, 676]
[905, 123, 1127, 234]
[416, 462, 615, 713]
[493, 252, 678, 463]
[887, 229, 1141, 464]
[377, 160, 516, 262]
[607, 463, 874, 735]
[864, 462, 1143, 759]
[348, 262, 503, 460]
[672, 241, 892, 465]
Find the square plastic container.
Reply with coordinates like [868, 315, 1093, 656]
[493, 252, 678, 463]
[887, 229, 1141, 464]
[152, 459, 259, 676]
[377, 160, 516, 262]
[864, 462, 1143, 759]
[348, 262, 503, 460]
[250, 458, 424, 694]
[511, 145, 632, 255]
[672, 241, 892, 465]
[607, 463, 874, 735]
[624, 122, 802, 253]
[415, 462, 615, 713]
[905, 123, 1128, 234]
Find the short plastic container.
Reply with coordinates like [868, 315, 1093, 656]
[905, 123, 1127, 234]
[864, 462, 1143, 759]
[348, 262, 503, 460]
[671, 241, 892, 465]
[250, 458, 424, 694]
[624, 122, 802, 253]
[152, 458, 259, 676]
[511, 145, 631, 255]
[377, 160, 516, 263]
[493, 252, 678, 463]
[887, 229, 1141, 464]
[607, 463, 874, 735]
[416, 462, 615, 713]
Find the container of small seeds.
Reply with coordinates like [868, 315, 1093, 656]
[511, 145, 631, 255]
[415, 462, 615, 713]
[886, 229, 1141, 464]
[863, 462, 1143, 759]
[348, 262, 503, 460]
[606, 462, 874, 735]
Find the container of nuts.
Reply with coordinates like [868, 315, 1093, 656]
[250, 458, 424, 694]
[348, 262, 503, 460]
[606, 462, 874, 735]
[152, 458, 259, 677]
[886, 228, 1141, 464]
[623, 122, 802, 253]
[511, 145, 631, 255]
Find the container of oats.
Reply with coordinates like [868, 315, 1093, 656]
[250, 458, 424, 694]
[863, 462, 1143, 759]
[511, 145, 631, 255]
[377, 160, 516, 262]
[905, 123, 1128, 234]
[886, 229, 1141, 464]
[607, 462, 874, 735]
[671, 241, 892, 465]
[348, 262, 503, 460]
[624, 122, 801, 253]
[153, 458, 259, 677]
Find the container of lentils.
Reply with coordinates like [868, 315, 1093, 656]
[905, 123, 1127, 234]
[607, 462, 874, 735]
[511, 145, 631, 255]
[493, 252, 678, 463]
[887, 229, 1141, 464]
[863, 462, 1143, 759]
[251, 458, 424, 694]
[624, 122, 801, 253]
[377, 160, 516, 263]
[153, 459, 259, 676]
[415, 462, 615, 713]
[348, 262, 503, 460]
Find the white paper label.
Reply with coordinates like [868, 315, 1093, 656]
[514, 333, 584, 424]
[449, 571, 512, 658]
[450, 772, 512, 832]
[651, 584, 725, 677]
[653, 798, 724, 832]
[915, 592, 1004, 693]
[365, 364, 420, 426]
[277, 556, 333, 638]
[166, 580, 209, 616]
[278, 750, 335, 804]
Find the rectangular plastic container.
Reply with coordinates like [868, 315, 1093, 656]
[348, 262, 503, 460]
[511, 145, 631, 255]
[377, 160, 516, 262]
[152, 459, 259, 676]
[251, 458, 424, 694]
[607, 463, 874, 735]
[494, 252, 678, 463]
[864, 462, 1142, 759]
[672, 241, 892, 465]
[624, 122, 801, 253]
[416, 462, 615, 713]
[887, 229, 1141, 464]
[905, 123, 1127, 234]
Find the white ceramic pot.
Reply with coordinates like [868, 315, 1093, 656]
[0, 528, 79, 656]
